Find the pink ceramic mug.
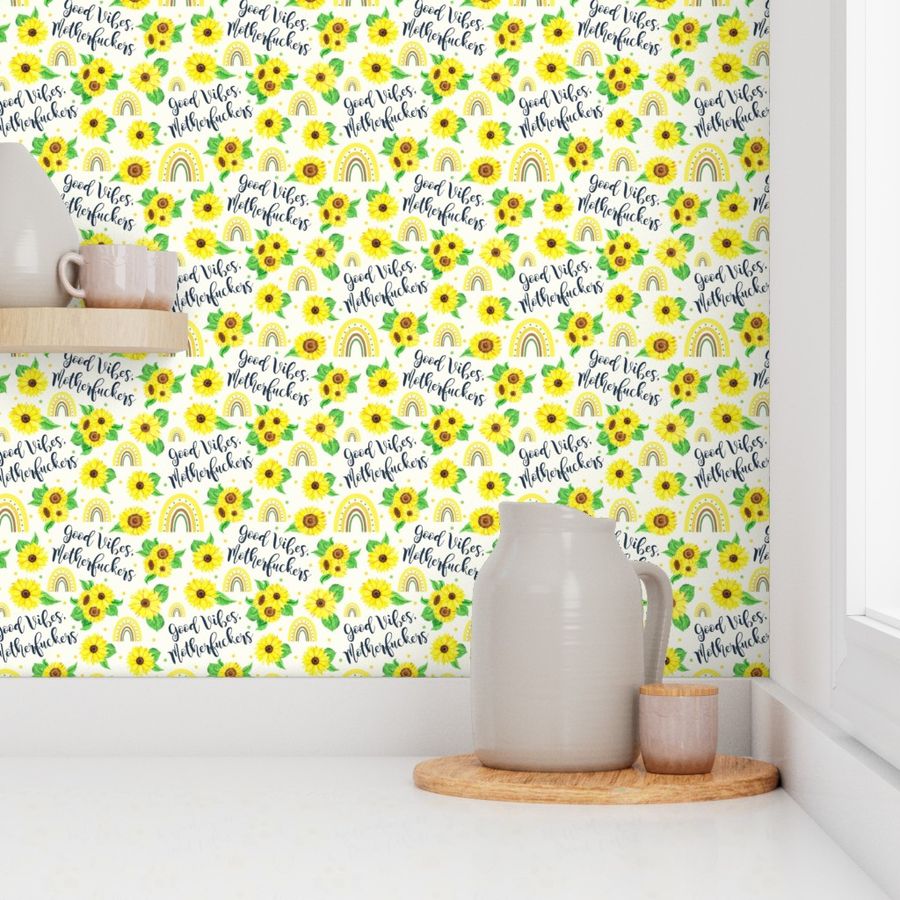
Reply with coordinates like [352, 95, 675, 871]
[58, 244, 147, 308]
[142, 251, 178, 311]
[639, 685, 719, 775]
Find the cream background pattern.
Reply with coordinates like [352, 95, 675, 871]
[0, 0, 769, 678]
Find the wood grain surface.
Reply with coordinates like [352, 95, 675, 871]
[0, 307, 189, 353]
[640, 683, 719, 697]
[413, 754, 779, 805]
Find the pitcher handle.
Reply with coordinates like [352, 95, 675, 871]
[632, 561, 673, 684]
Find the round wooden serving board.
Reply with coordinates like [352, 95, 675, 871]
[413, 754, 779, 805]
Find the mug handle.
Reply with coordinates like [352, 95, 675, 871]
[58, 251, 85, 300]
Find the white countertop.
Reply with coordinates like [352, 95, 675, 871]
[0, 757, 886, 900]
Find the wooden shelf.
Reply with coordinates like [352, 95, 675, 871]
[413, 754, 780, 805]
[0, 307, 188, 354]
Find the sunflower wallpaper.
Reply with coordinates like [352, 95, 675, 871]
[0, 0, 769, 679]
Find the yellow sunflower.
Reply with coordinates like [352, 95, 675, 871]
[711, 579, 743, 610]
[719, 541, 749, 572]
[80, 110, 109, 140]
[17, 539, 46, 571]
[645, 156, 677, 185]
[361, 403, 393, 435]
[543, 190, 573, 221]
[119, 507, 150, 536]
[130, 588, 161, 620]
[302, 646, 333, 676]
[536, 403, 568, 435]
[193, 190, 222, 221]
[653, 120, 682, 150]
[543, 365, 573, 396]
[712, 403, 743, 434]
[80, 637, 109, 666]
[655, 62, 687, 93]
[298, 471, 328, 501]
[469, 157, 501, 185]
[256, 108, 285, 139]
[368, 190, 397, 220]
[369, 15, 397, 44]
[118, 157, 150, 185]
[431, 461, 460, 490]
[719, 366, 749, 396]
[720, 15, 749, 45]
[606, 462, 636, 490]
[711, 53, 743, 83]
[193, 541, 222, 571]
[18, 14, 47, 45]
[10, 53, 41, 83]
[654, 296, 682, 325]
[305, 413, 337, 445]
[480, 413, 511, 444]
[360, 578, 391, 610]
[293, 156, 326, 185]
[181, 229, 218, 262]
[536, 228, 568, 259]
[653, 472, 682, 500]
[655, 238, 687, 269]
[305, 62, 336, 94]
[291, 332, 325, 361]
[41, 662, 71, 678]
[305, 237, 337, 269]
[361, 52, 392, 83]
[10, 403, 41, 434]
[469, 507, 499, 535]
[468, 332, 501, 360]
[368, 541, 398, 571]
[368, 365, 397, 396]
[644, 332, 677, 361]
[193, 14, 222, 44]
[480, 238, 512, 269]
[656, 413, 687, 444]
[127, 646, 157, 676]
[182, 403, 214, 435]
[130, 62, 161, 93]
[185, 52, 217, 83]
[10, 578, 41, 609]
[711, 228, 743, 259]
[607, 110, 635, 139]
[536, 52, 567, 83]
[255, 461, 284, 490]
[431, 635, 461, 665]
[256, 636, 285, 665]
[644, 507, 676, 536]
[606, 285, 636, 315]
[480, 62, 511, 93]
[361, 228, 392, 259]
[719, 190, 749, 221]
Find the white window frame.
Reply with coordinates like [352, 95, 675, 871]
[832, 0, 900, 770]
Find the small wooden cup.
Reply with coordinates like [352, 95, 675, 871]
[639, 684, 719, 775]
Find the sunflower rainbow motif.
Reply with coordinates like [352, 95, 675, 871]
[0, 0, 769, 679]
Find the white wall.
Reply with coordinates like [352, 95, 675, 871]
[769, 0, 845, 717]
[0, 677, 751, 756]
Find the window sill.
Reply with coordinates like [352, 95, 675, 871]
[753, 678, 900, 897]
[865, 607, 900, 632]
[834, 614, 900, 770]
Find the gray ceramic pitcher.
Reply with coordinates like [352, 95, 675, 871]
[471, 502, 672, 772]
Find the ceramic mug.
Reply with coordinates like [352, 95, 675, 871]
[142, 251, 179, 311]
[639, 685, 718, 775]
[58, 244, 147, 309]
